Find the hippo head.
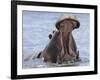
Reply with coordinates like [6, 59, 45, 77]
[55, 14, 80, 30]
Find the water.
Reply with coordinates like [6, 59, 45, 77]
[22, 11, 90, 69]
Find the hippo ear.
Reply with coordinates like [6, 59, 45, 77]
[48, 34, 52, 39]
[52, 30, 55, 34]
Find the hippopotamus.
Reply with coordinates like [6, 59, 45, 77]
[37, 14, 80, 63]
